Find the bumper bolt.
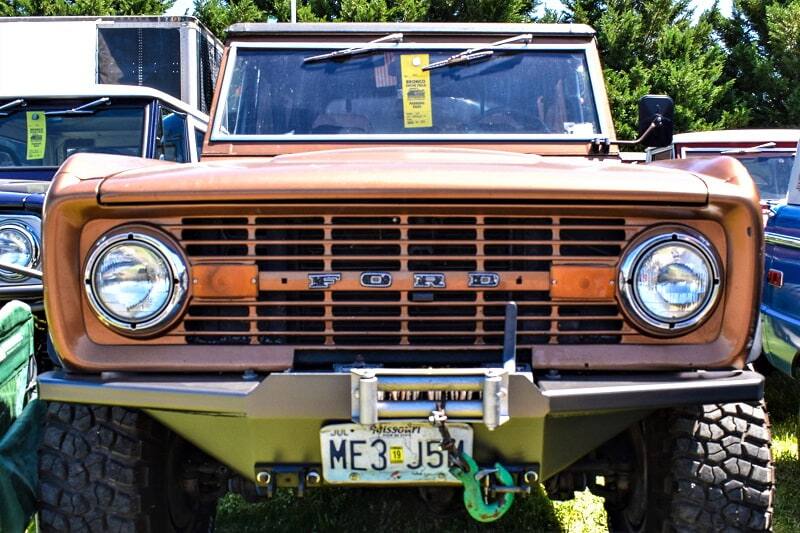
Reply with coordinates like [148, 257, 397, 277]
[523, 470, 538, 484]
[256, 471, 271, 486]
[306, 470, 321, 486]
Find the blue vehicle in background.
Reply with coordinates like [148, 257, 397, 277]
[0, 15, 220, 331]
[0, 86, 210, 360]
[761, 139, 800, 377]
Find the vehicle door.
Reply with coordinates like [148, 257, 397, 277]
[762, 139, 800, 375]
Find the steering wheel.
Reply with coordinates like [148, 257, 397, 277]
[469, 106, 550, 133]
[0, 146, 20, 166]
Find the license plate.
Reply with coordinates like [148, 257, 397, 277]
[320, 422, 473, 484]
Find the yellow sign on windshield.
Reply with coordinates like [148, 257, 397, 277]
[26, 111, 46, 160]
[400, 54, 433, 129]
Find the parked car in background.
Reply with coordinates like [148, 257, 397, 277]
[761, 139, 800, 379]
[0, 86, 209, 361]
[651, 129, 800, 209]
[0, 16, 222, 114]
[34, 23, 774, 531]
[0, 16, 219, 360]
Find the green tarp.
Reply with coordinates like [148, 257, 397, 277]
[0, 301, 39, 532]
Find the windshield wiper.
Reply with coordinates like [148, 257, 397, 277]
[44, 97, 111, 116]
[304, 33, 404, 63]
[720, 142, 777, 154]
[0, 99, 26, 117]
[423, 33, 533, 72]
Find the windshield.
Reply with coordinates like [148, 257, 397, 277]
[218, 47, 600, 138]
[0, 102, 146, 168]
[686, 150, 795, 201]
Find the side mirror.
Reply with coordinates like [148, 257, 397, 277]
[638, 95, 674, 148]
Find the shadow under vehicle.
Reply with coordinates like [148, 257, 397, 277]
[37, 23, 773, 531]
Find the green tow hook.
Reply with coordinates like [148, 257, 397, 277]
[451, 451, 515, 523]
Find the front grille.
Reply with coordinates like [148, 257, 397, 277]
[165, 212, 643, 352]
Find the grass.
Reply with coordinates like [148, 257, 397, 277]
[215, 484, 607, 532]
[216, 371, 800, 532]
[768, 371, 800, 533]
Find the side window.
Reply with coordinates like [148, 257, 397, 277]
[194, 128, 205, 159]
[155, 105, 188, 163]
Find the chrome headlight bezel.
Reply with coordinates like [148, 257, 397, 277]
[618, 229, 722, 334]
[0, 221, 40, 281]
[84, 229, 188, 334]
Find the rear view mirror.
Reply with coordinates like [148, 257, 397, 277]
[638, 95, 674, 148]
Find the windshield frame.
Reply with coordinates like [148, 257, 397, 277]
[210, 41, 612, 143]
[0, 97, 152, 170]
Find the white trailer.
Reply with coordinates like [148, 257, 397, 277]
[0, 16, 222, 113]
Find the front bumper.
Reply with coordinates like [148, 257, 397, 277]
[38, 369, 764, 482]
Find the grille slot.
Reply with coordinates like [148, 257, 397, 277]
[173, 212, 639, 351]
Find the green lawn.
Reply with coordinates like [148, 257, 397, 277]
[216, 373, 800, 532]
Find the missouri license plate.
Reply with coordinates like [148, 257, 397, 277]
[320, 422, 473, 484]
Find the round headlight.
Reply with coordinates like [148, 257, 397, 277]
[0, 223, 39, 280]
[85, 231, 187, 333]
[619, 231, 721, 333]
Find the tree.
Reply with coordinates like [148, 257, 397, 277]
[193, 0, 538, 35]
[193, 0, 263, 39]
[0, 0, 174, 16]
[713, 0, 800, 127]
[562, 0, 745, 138]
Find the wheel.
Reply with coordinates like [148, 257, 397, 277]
[605, 402, 774, 532]
[38, 402, 221, 532]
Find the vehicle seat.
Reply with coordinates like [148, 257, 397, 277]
[311, 113, 371, 134]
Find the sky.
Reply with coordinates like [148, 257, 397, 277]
[166, 0, 734, 20]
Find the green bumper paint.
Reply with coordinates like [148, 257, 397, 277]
[39, 368, 764, 487]
[0, 300, 39, 532]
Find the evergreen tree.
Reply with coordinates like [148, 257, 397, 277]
[193, 0, 263, 39]
[714, 0, 800, 127]
[193, 0, 537, 32]
[0, 0, 173, 16]
[563, 0, 744, 138]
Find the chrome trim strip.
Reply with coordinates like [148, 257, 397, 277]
[765, 231, 800, 250]
[0, 284, 43, 294]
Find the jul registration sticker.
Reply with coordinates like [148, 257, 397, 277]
[400, 54, 433, 129]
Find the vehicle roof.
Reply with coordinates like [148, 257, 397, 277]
[674, 129, 800, 144]
[226, 22, 596, 39]
[0, 85, 209, 122]
[0, 15, 205, 27]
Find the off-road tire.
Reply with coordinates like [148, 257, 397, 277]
[38, 402, 217, 532]
[606, 402, 775, 532]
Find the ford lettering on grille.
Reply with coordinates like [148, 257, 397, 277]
[308, 273, 342, 289]
[360, 272, 393, 288]
[468, 272, 500, 288]
[414, 273, 446, 289]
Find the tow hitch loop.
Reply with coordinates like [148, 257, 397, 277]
[429, 405, 516, 523]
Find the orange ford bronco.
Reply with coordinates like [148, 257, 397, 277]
[37, 23, 773, 531]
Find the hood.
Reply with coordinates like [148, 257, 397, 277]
[97, 147, 709, 205]
[0, 177, 49, 212]
[0, 167, 57, 183]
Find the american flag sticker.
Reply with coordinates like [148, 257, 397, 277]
[374, 53, 397, 87]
